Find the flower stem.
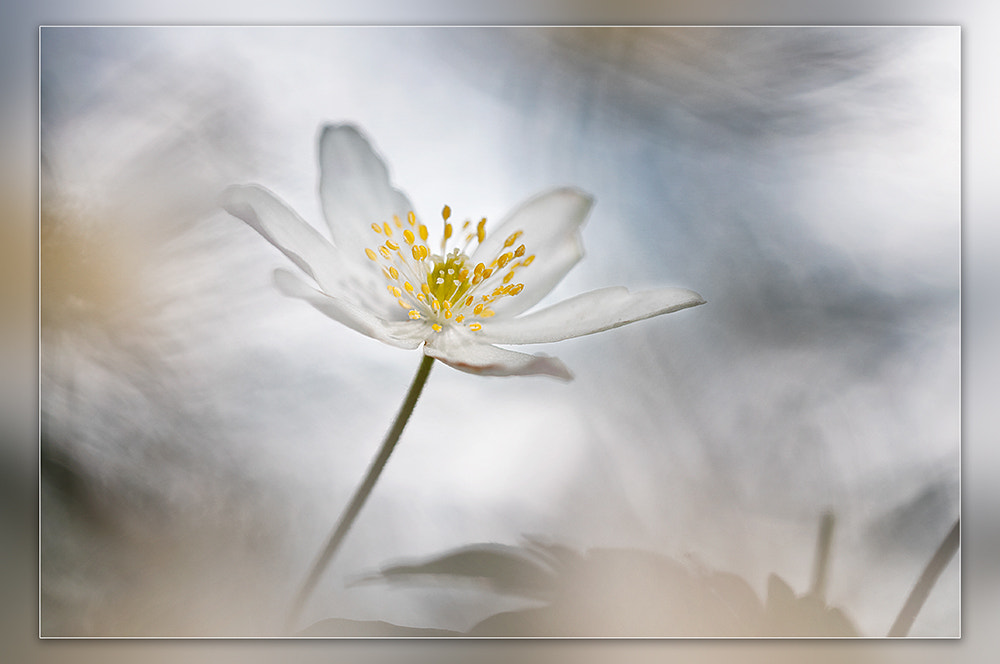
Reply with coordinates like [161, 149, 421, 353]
[887, 518, 960, 637]
[286, 353, 435, 632]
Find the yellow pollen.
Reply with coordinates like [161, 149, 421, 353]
[390, 285, 402, 298]
[419, 224, 429, 241]
[383, 222, 393, 237]
[469, 323, 482, 331]
[404, 282, 414, 293]
[398, 298, 409, 309]
[385, 240, 399, 251]
[523, 255, 535, 266]
[408, 310, 421, 320]
[444, 222, 453, 240]
[421, 283, 431, 295]
[432, 323, 443, 332]
[444, 310, 452, 319]
[473, 303, 484, 315]
[502, 271, 515, 284]
[497, 252, 513, 268]
[371, 223, 382, 234]
[394, 215, 403, 228]
[482, 268, 493, 279]
[378, 246, 391, 259]
[474, 262, 485, 276]
[465, 295, 474, 306]
[389, 266, 399, 280]
[432, 299, 441, 313]
[514, 244, 526, 257]
[403, 229, 415, 244]
[455, 314, 465, 323]
[442, 205, 451, 221]
[480, 308, 496, 318]
[365, 248, 378, 261]
[477, 218, 487, 244]
[509, 283, 524, 295]
[504, 231, 520, 248]
[407, 211, 416, 225]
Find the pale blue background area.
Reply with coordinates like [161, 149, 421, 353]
[36, 25, 961, 640]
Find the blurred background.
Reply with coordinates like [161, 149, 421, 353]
[4, 1, 998, 663]
[37, 24, 958, 637]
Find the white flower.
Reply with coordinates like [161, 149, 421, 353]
[222, 124, 704, 380]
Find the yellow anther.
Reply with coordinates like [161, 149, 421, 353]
[482, 268, 493, 279]
[465, 295, 474, 307]
[432, 323, 443, 332]
[497, 252, 513, 268]
[371, 223, 383, 234]
[469, 322, 482, 331]
[474, 262, 485, 276]
[442, 205, 451, 221]
[444, 310, 452, 319]
[365, 248, 378, 261]
[503, 271, 515, 284]
[444, 222, 453, 240]
[432, 299, 441, 313]
[408, 310, 421, 320]
[407, 211, 416, 225]
[480, 308, 496, 318]
[379, 246, 391, 259]
[398, 298, 409, 309]
[514, 244, 526, 258]
[421, 283, 431, 295]
[390, 285, 402, 298]
[404, 282, 414, 293]
[419, 224, 429, 241]
[509, 283, 524, 295]
[503, 231, 521, 248]
[403, 229, 415, 244]
[394, 215, 403, 228]
[459, 268, 469, 279]
[385, 240, 399, 251]
[383, 222, 393, 237]
[389, 266, 399, 280]
[473, 303, 484, 315]
[382, 268, 393, 280]
[417, 293, 426, 303]
[455, 314, 465, 323]
[523, 255, 535, 266]
[477, 218, 487, 244]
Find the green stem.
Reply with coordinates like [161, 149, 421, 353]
[887, 518, 960, 637]
[286, 353, 435, 632]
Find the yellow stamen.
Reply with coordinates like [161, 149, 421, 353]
[432, 323, 443, 332]
[365, 248, 378, 261]
[469, 323, 482, 331]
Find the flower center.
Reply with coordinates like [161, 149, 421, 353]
[364, 205, 535, 332]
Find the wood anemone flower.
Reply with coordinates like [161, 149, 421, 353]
[222, 124, 704, 380]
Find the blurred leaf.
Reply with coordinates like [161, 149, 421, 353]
[762, 574, 857, 636]
[355, 543, 561, 601]
[298, 617, 461, 637]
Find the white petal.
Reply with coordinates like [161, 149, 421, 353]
[222, 184, 400, 320]
[424, 327, 572, 380]
[473, 188, 593, 317]
[221, 184, 345, 293]
[273, 269, 425, 350]
[477, 286, 705, 345]
[318, 124, 417, 270]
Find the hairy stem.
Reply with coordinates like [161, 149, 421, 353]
[286, 353, 436, 632]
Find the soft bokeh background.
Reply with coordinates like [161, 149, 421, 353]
[4, 1, 998, 663]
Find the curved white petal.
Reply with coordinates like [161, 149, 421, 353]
[221, 184, 345, 292]
[318, 124, 418, 270]
[477, 286, 706, 345]
[473, 188, 593, 317]
[423, 327, 572, 380]
[273, 269, 425, 350]
[222, 184, 400, 320]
